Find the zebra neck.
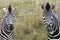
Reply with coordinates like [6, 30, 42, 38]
[49, 27, 59, 36]
[4, 26, 11, 35]
[0, 26, 13, 39]
[48, 28, 60, 39]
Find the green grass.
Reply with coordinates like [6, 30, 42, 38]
[0, 0, 60, 40]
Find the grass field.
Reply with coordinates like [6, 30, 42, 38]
[0, 0, 60, 40]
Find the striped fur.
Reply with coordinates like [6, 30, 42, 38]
[0, 6, 14, 40]
[41, 2, 60, 40]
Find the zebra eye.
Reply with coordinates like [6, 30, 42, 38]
[6, 19, 8, 21]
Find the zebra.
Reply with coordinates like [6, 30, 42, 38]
[0, 5, 14, 40]
[41, 2, 60, 40]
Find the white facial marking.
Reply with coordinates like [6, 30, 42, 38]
[45, 24, 47, 27]
[43, 16, 45, 19]
[51, 16, 53, 19]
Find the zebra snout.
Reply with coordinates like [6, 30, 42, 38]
[10, 24, 14, 30]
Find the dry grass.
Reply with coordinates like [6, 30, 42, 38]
[0, 0, 60, 40]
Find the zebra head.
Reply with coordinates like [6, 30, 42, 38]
[41, 2, 56, 33]
[41, 2, 55, 11]
[3, 5, 14, 33]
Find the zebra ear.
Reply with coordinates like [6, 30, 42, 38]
[12, 8, 15, 11]
[12, 8, 15, 10]
[41, 4, 44, 9]
[52, 5, 55, 9]
[3, 8, 7, 12]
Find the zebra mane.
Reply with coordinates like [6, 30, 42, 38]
[8, 5, 11, 13]
[45, 2, 50, 11]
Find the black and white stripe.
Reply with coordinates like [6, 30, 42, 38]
[41, 2, 60, 40]
[43, 13, 60, 40]
[0, 5, 14, 40]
